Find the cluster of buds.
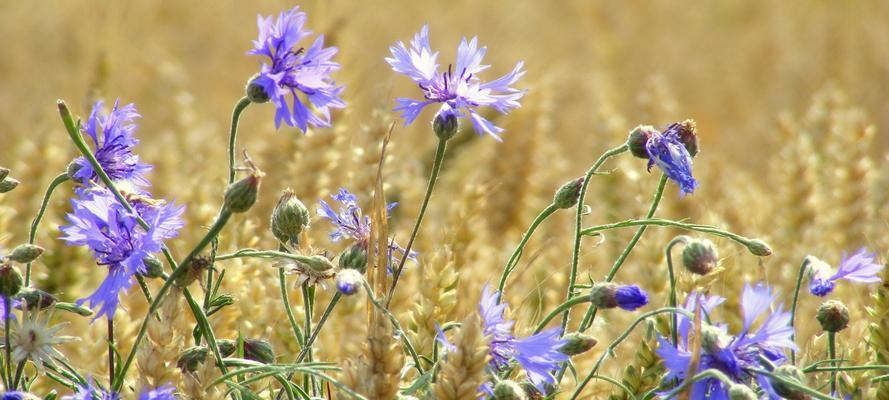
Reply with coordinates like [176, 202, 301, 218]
[0, 244, 45, 299]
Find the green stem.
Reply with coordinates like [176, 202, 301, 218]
[746, 368, 837, 400]
[25, 172, 68, 285]
[570, 307, 693, 399]
[658, 368, 736, 399]
[828, 331, 837, 395]
[563, 144, 628, 330]
[11, 359, 25, 390]
[665, 236, 688, 348]
[807, 365, 889, 373]
[496, 204, 558, 296]
[301, 283, 316, 392]
[228, 97, 251, 184]
[279, 269, 305, 346]
[296, 293, 342, 363]
[107, 317, 115, 387]
[580, 217, 758, 248]
[4, 296, 11, 389]
[386, 137, 448, 307]
[534, 296, 590, 334]
[789, 257, 811, 364]
[215, 249, 321, 264]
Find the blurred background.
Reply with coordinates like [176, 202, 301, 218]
[1, 1, 888, 398]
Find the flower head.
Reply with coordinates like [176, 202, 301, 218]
[72, 100, 151, 187]
[808, 248, 884, 296]
[60, 187, 184, 320]
[657, 284, 796, 398]
[644, 123, 697, 195]
[590, 282, 650, 311]
[248, 7, 345, 131]
[386, 25, 526, 140]
[10, 308, 78, 368]
[62, 380, 119, 400]
[139, 384, 176, 400]
[2, 392, 38, 400]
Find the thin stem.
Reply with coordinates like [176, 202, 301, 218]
[828, 331, 837, 395]
[25, 173, 69, 285]
[807, 365, 889, 373]
[570, 307, 693, 399]
[665, 236, 688, 348]
[789, 257, 811, 364]
[215, 249, 321, 264]
[563, 144, 628, 330]
[107, 318, 115, 386]
[296, 293, 342, 363]
[279, 269, 305, 346]
[301, 283, 317, 392]
[386, 137, 448, 307]
[496, 204, 558, 297]
[534, 296, 590, 334]
[745, 368, 836, 400]
[11, 359, 25, 390]
[4, 296, 12, 389]
[228, 97, 251, 184]
[580, 217, 758, 248]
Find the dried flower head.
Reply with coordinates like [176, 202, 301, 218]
[10, 308, 78, 368]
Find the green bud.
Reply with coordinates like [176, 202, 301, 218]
[553, 178, 583, 209]
[676, 119, 699, 157]
[271, 189, 310, 246]
[209, 294, 235, 312]
[700, 324, 728, 354]
[7, 244, 44, 264]
[54, 302, 94, 317]
[627, 125, 657, 159]
[0, 167, 8, 181]
[682, 238, 719, 275]
[217, 339, 237, 357]
[16, 287, 57, 310]
[589, 282, 619, 309]
[224, 157, 264, 213]
[433, 113, 458, 141]
[245, 74, 270, 104]
[559, 333, 598, 356]
[727, 383, 758, 400]
[769, 365, 810, 400]
[0, 263, 24, 297]
[66, 161, 83, 182]
[745, 239, 773, 257]
[493, 380, 528, 400]
[817, 300, 849, 333]
[0, 177, 20, 193]
[302, 255, 336, 274]
[338, 243, 368, 273]
[244, 338, 275, 364]
[177, 346, 210, 372]
[141, 255, 165, 279]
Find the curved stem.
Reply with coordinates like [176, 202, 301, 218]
[563, 144, 628, 330]
[279, 268, 305, 347]
[570, 307, 693, 399]
[665, 236, 688, 348]
[228, 97, 251, 184]
[497, 204, 558, 296]
[534, 296, 590, 334]
[789, 257, 811, 364]
[386, 137, 448, 307]
[25, 173, 69, 285]
[580, 217, 758, 248]
[296, 293, 342, 363]
[828, 331, 837, 395]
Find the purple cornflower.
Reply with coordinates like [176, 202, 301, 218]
[62, 380, 119, 400]
[60, 187, 184, 320]
[316, 188, 415, 267]
[591, 282, 650, 311]
[657, 284, 796, 398]
[2, 391, 33, 400]
[645, 124, 697, 195]
[479, 286, 568, 392]
[0, 297, 21, 324]
[808, 248, 884, 297]
[72, 100, 151, 187]
[248, 7, 345, 131]
[139, 384, 176, 400]
[386, 25, 526, 140]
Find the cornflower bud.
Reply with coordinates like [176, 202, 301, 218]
[682, 238, 719, 275]
[817, 300, 849, 333]
[141, 255, 165, 279]
[271, 189, 310, 246]
[433, 112, 459, 141]
[493, 380, 528, 400]
[224, 154, 264, 213]
[66, 161, 82, 182]
[627, 125, 657, 159]
[7, 244, 44, 264]
[745, 239, 773, 257]
[15, 287, 57, 310]
[335, 269, 363, 296]
[590, 282, 649, 311]
[245, 74, 271, 104]
[0, 177, 20, 193]
[769, 365, 810, 400]
[338, 243, 368, 273]
[0, 263, 24, 297]
[244, 338, 275, 364]
[0, 167, 9, 181]
[727, 383, 758, 400]
[559, 333, 598, 356]
[553, 178, 583, 209]
[177, 346, 209, 373]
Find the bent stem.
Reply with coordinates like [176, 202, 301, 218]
[789, 257, 811, 364]
[228, 97, 251, 184]
[25, 172, 69, 285]
[665, 236, 688, 348]
[497, 203, 558, 297]
[386, 137, 448, 307]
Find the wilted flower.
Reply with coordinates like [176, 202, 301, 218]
[62, 380, 119, 400]
[644, 124, 697, 195]
[386, 25, 526, 140]
[71, 100, 151, 187]
[656, 284, 796, 398]
[10, 308, 78, 367]
[807, 248, 883, 296]
[60, 187, 184, 320]
[247, 7, 345, 131]
[139, 384, 176, 400]
[275, 253, 336, 288]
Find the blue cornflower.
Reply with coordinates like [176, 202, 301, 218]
[386, 25, 526, 140]
[657, 284, 796, 399]
[808, 248, 884, 296]
[248, 7, 345, 131]
[0, 297, 21, 324]
[316, 188, 415, 267]
[62, 380, 119, 400]
[645, 124, 697, 195]
[60, 187, 184, 320]
[72, 100, 151, 187]
[139, 384, 176, 400]
[591, 282, 650, 311]
[2, 391, 36, 400]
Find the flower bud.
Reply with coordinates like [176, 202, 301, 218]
[141, 255, 165, 279]
[590, 282, 649, 311]
[433, 112, 459, 141]
[245, 74, 270, 104]
[493, 380, 528, 400]
[177, 346, 209, 373]
[627, 125, 657, 159]
[224, 157, 264, 214]
[302, 255, 336, 274]
[338, 243, 368, 273]
[676, 119, 698, 157]
[700, 324, 728, 354]
[244, 338, 275, 364]
[769, 365, 809, 400]
[65, 161, 82, 182]
[54, 302, 93, 317]
[816, 300, 849, 332]
[0, 167, 8, 181]
[553, 178, 583, 209]
[217, 339, 237, 357]
[0, 177, 20, 193]
[271, 189, 310, 246]
[15, 287, 57, 310]
[727, 383, 758, 400]
[0, 263, 24, 297]
[559, 333, 598, 356]
[7, 244, 44, 264]
[336, 269, 363, 296]
[682, 238, 718, 275]
[745, 239, 773, 257]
